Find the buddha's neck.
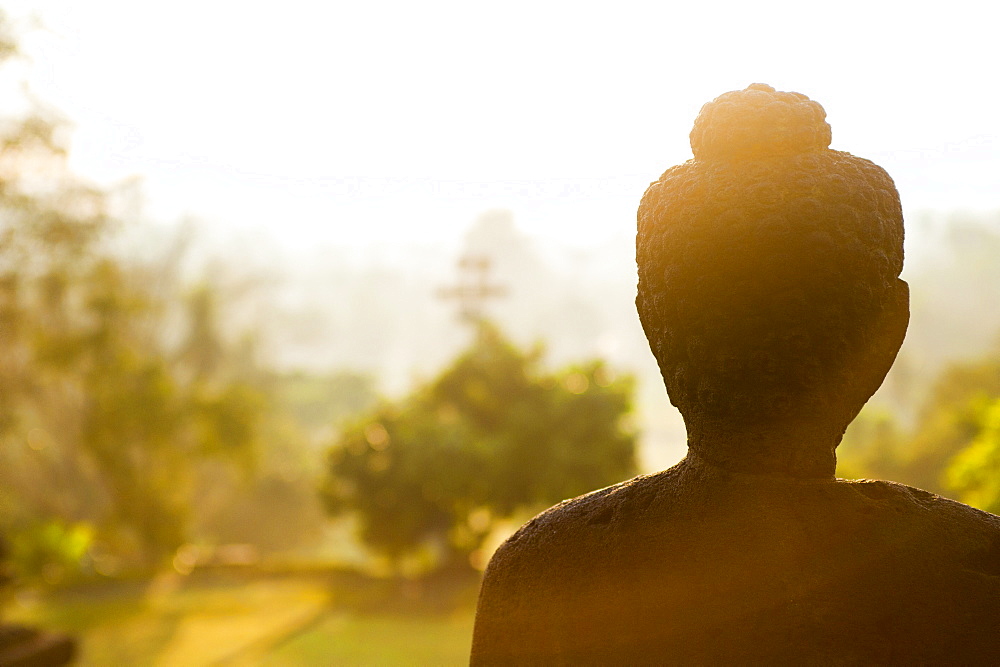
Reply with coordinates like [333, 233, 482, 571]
[684, 419, 839, 480]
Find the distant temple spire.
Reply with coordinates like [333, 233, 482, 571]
[437, 254, 506, 324]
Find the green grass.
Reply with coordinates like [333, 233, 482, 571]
[263, 613, 474, 666]
[4, 570, 477, 666]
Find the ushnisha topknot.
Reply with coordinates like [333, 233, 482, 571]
[636, 83, 905, 476]
[690, 83, 833, 160]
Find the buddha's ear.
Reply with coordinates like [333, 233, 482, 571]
[636, 291, 674, 381]
[636, 292, 684, 409]
[636, 292, 659, 346]
[854, 279, 910, 401]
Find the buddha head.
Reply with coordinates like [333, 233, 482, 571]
[636, 84, 908, 477]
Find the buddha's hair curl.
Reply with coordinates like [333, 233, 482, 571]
[637, 84, 903, 423]
[690, 83, 832, 161]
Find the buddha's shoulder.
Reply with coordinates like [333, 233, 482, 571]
[837, 477, 1000, 524]
[483, 467, 1000, 582]
[484, 468, 679, 575]
[834, 477, 1000, 552]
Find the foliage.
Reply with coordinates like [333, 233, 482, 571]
[841, 347, 1000, 512]
[945, 397, 1000, 513]
[0, 163, 268, 568]
[0, 17, 272, 575]
[899, 353, 1000, 494]
[836, 408, 904, 481]
[322, 322, 638, 570]
[5, 520, 94, 586]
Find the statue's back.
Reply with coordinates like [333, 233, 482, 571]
[472, 84, 1000, 664]
[472, 455, 1000, 664]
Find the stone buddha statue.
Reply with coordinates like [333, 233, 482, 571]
[471, 84, 1000, 665]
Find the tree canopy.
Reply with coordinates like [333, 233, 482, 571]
[839, 345, 1000, 513]
[322, 323, 638, 571]
[0, 19, 272, 579]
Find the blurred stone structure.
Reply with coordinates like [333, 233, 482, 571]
[471, 84, 1000, 664]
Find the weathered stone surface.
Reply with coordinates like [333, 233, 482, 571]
[473, 454, 1000, 664]
[471, 84, 1000, 664]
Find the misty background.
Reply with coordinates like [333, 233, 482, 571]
[146, 206, 1000, 472]
[2, 1, 1000, 663]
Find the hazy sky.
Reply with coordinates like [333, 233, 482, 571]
[3, 0, 998, 251]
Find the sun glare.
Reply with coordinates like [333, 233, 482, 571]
[1, 0, 994, 249]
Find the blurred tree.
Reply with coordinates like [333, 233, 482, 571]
[0, 234, 268, 571]
[76, 271, 268, 566]
[836, 408, 905, 481]
[321, 322, 637, 572]
[898, 351, 1000, 495]
[945, 396, 1000, 513]
[0, 17, 267, 574]
[838, 345, 1000, 507]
